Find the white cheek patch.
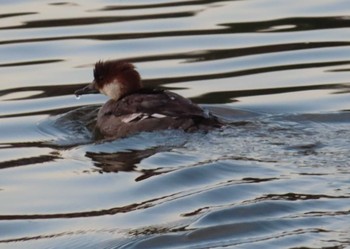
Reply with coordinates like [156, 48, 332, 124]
[102, 80, 122, 100]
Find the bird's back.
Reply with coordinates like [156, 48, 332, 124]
[96, 89, 220, 139]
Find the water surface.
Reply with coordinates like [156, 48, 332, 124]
[1, 0, 350, 248]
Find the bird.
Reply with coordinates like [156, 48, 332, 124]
[74, 60, 221, 139]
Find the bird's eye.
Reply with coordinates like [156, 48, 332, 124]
[93, 69, 102, 81]
[94, 73, 103, 82]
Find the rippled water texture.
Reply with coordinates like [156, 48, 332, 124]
[1, 1, 350, 248]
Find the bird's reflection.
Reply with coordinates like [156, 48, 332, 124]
[85, 146, 173, 181]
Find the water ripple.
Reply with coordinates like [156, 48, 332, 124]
[1, 1, 350, 249]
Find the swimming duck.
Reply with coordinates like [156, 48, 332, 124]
[75, 60, 220, 139]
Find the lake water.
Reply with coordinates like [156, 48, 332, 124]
[1, 1, 350, 248]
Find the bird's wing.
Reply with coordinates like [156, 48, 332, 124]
[112, 91, 208, 119]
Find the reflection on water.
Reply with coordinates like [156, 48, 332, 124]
[0, 0, 350, 249]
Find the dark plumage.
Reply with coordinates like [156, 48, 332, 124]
[75, 60, 221, 139]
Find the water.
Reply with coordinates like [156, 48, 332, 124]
[1, 0, 350, 248]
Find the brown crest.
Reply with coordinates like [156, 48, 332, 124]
[93, 60, 142, 93]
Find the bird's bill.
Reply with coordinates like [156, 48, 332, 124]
[74, 82, 99, 97]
